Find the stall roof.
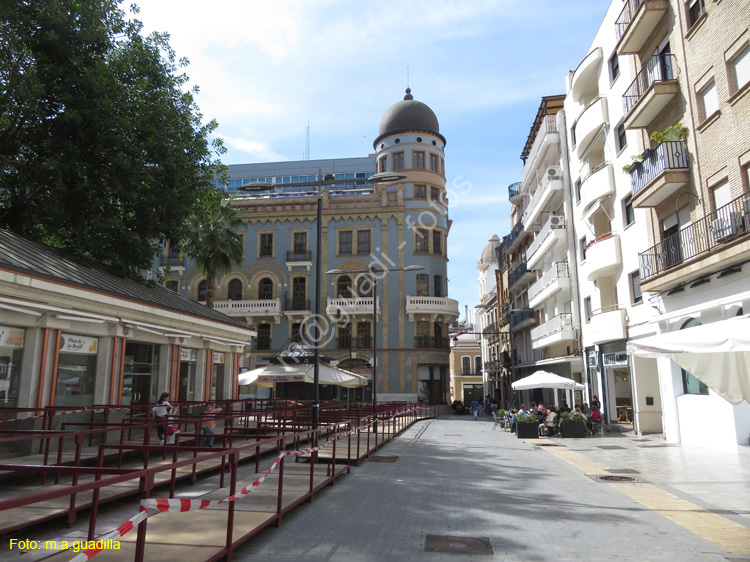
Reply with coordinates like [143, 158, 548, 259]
[0, 228, 250, 330]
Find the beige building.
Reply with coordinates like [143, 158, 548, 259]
[615, 0, 750, 450]
[449, 333, 482, 406]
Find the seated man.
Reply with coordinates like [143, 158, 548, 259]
[539, 406, 557, 436]
[590, 408, 602, 433]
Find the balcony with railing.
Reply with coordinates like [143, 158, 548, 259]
[527, 215, 567, 270]
[521, 115, 560, 185]
[528, 262, 570, 309]
[522, 173, 564, 228]
[414, 336, 450, 350]
[623, 54, 679, 129]
[336, 335, 373, 350]
[531, 313, 576, 349]
[285, 250, 313, 271]
[629, 141, 689, 207]
[213, 298, 282, 318]
[406, 296, 460, 321]
[507, 219, 525, 253]
[508, 260, 536, 291]
[582, 233, 621, 281]
[580, 163, 615, 214]
[326, 297, 379, 318]
[508, 182, 523, 205]
[615, 0, 669, 55]
[587, 306, 627, 346]
[639, 192, 750, 283]
[574, 97, 608, 158]
[284, 298, 310, 312]
[570, 47, 603, 103]
[510, 307, 537, 331]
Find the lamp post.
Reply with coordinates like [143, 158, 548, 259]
[239, 171, 405, 427]
[327, 265, 424, 430]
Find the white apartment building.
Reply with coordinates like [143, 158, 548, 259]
[564, 0, 661, 434]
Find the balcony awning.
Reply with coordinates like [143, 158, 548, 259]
[626, 315, 750, 405]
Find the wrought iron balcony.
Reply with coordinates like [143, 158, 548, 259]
[615, 0, 668, 55]
[414, 336, 450, 350]
[286, 250, 312, 262]
[508, 182, 522, 204]
[337, 336, 372, 350]
[629, 141, 689, 206]
[639, 192, 750, 281]
[510, 307, 536, 331]
[508, 260, 535, 289]
[623, 53, 676, 115]
[284, 298, 310, 312]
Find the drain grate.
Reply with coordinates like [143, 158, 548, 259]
[596, 445, 626, 450]
[638, 443, 679, 448]
[368, 455, 398, 463]
[535, 443, 561, 447]
[605, 468, 641, 474]
[424, 535, 493, 555]
[444, 434, 463, 437]
[631, 438, 651, 442]
[587, 474, 643, 483]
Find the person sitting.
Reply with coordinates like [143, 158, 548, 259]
[581, 403, 591, 417]
[537, 402, 546, 416]
[508, 408, 519, 433]
[590, 408, 603, 433]
[517, 403, 529, 416]
[539, 406, 557, 436]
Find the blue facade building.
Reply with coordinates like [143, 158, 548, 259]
[159, 90, 459, 403]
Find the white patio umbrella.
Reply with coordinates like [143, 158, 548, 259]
[238, 362, 368, 389]
[626, 315, 750, 405]
[511, 370, 585, 391]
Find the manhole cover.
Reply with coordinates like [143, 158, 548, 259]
[586, 474, 642, 483]
[631, 439, 650, 442]
[605, 468, 640, 474]
[425, 535, 493, 555]
[368, 455, 398, 463]
[596, 445, 626, 450]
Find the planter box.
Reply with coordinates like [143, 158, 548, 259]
[561, 421, 586, 438]
[516, 421, 539, 439]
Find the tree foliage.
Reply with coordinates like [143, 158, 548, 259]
[182, 197, 244, 308]
[0, 1, 225, 278]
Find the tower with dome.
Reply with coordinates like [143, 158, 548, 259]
[156, 90, 459, 404]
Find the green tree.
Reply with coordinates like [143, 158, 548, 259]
[0, 1, 225, 278]
[182, 198, 244, 308]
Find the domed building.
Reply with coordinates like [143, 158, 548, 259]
[158, 90, 460, 404]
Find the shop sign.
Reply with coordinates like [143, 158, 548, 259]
[0, 326, 24, 349]
[180, 348, 197, 362]
[258, 375, 303, 383]
[213, 352, 225, 364]
[60, 334, 98, 354]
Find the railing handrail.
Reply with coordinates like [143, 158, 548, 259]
[615, 0, 645, 41]
[623, 53, 677, 116]
[528, 262, 570, 302]
[531, 312, 574, 341]
[527, 214, 566, 259]
[639, 191, 750, 280]
[630, 140, 688, 197]
[521, 115, 559, 184]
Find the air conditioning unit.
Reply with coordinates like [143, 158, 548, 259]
[711, 212, 742, 241]
[546, 166, 562, 179]
[549, 215, 564, 226]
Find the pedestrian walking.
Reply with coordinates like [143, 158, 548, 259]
[152, 392, 174, 445]
[471, 398, 479, 420]
[483, 395, 491, 416]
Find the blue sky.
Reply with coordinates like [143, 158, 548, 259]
[134, 0, 608, 318]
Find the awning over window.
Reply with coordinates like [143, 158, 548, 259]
[626, 315, 750, 405]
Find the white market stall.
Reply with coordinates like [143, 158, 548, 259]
[511, 370, 585, 409]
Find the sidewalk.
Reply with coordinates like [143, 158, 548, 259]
[236, 415, 750, 561]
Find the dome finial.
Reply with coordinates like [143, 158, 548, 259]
[404, 87, 413, 101]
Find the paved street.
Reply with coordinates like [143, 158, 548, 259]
[236, 415, 750, 562]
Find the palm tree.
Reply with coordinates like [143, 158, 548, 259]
[183, 197, 244, 308]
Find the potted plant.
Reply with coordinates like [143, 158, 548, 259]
[560, 412, 587, 438]
[516, 412, 539, 439]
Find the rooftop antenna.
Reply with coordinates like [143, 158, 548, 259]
[305, 121, 310, 161]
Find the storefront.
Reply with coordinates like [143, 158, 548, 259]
[123, 341, 160, 405]
[0, 326, 24, 408]
[55, 334, 98, 407]
[178, 348, 197, 402]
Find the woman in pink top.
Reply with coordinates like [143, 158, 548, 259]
[199, 404, 222, 447]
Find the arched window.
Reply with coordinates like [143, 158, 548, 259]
[228, 279, 243, 300]
[198, 280, 207, 301]
[681, 318, 708, 395]
[461, 356, 471, 375]
[356, 274, 373, 297]
[258, 278, 274, 300]
[337, 275, 352, 298]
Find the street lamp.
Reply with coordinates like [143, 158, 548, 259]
[239, 170, 406, 427]
[326, 264, 424, 429]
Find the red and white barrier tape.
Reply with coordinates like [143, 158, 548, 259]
[66, 405, 433, 561]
